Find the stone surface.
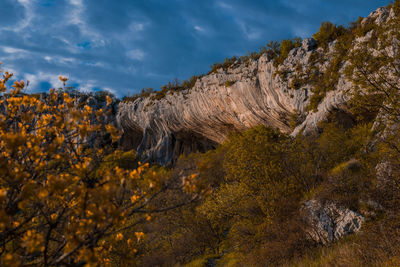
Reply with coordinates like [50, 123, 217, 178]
[116, 6, 390, 164]
[303, 200, 364, 244]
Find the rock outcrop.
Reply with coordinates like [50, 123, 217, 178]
[303, 200, 364, 244]
[117, 7, 390, 165]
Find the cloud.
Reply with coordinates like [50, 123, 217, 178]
[23, 72, 63, 91]
[130, 22, 145, 32]
[67, 0, 105, 48]
[2, 46, 28, 54]
[0, 0, 387, 97]
[14, 0, 35, 32]
[0, 0, 35, 33]
[78, 80, 97, 92]
[126, 49, 145, 61]
[194, 25, 205, 32]
[237, 21, 261, 40]
[216, 2, 233, 10]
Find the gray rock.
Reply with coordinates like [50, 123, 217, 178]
[303, 200, 364, 244]
[302, 38, 317, 51]
[116, 5, 390, 164]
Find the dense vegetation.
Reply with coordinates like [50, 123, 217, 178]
[288, 0, 399, 112]
[122, 75, 203, 103]
[119, 2, 400, 265]
[0, 72, 198, 266]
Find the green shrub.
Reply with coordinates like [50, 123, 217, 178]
[313, 22, 348, 49]
[273, 37, 302, 67]
[225, 81, 235, 87]
[122, 87, 154, 102]
[209, 56, 240, 73]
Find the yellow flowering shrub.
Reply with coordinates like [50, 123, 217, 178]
[0, 66, 162, 266]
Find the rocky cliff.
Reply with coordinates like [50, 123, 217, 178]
[117, 7, 391, 165]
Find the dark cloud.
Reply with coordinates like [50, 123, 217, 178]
[0, 0, 388, 97]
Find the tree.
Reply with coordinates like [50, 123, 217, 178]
[313, 22, 347, 49]
[0, 67, 194, 266]
[346, 5, 400, 134]
[345, 1, 400, 210]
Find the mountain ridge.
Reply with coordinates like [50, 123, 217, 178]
[117, 6, 391, 165]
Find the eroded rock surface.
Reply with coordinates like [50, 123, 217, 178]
[117, 37, 347, 164]
[303, 200, 364, 244]
[117, 7, 390, 164]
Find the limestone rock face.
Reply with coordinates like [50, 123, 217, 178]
[116, 6, 389, 164]
[117, 36, 347, 164]
[303, 200, 364, 244]
[117, 39, 316, 164]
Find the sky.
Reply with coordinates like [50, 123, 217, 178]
[0, 0, 388, 97]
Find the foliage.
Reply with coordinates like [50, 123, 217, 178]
[209, 56, 241, 74]
[131, 113, 376, 266]
[279, 19, 359, 111]
[273, 38, 302, 67]
[312, 22, 348, 49]
[2, 2, 400, 266]
[122, 87, 154, 102]
[224, 81, 235, 87]
[0, 68, 195, 266]
[195, 123, 364, 265]
[122, 75, 204, 103]
[307, 27, 354, 111]
[345, 0, 400, 182]
[284, 12, 392, 111]
[93, 90, 116, 103]
[119, 2, 400, 265]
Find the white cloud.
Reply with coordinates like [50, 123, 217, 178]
[127, 21, 150, 41]
[0, 0, 35, 33]
[84, 61, 105, 68]
[246, 31, 261, 40]
[12, 0, 35, 32]
[126, 49, 145, 61]
[194, 25, 205, 32]
[78, 80, 96, 92]
[0, 46, 30, 61]
[130, 22, 145, 32]
[42, 55, 77, 65]
[2, 46, 27, 54]
[20, 71, 99, 94]
[23, 72, 62, 91]
[1, 65, 19, 77]
[68, 0, 84, 25]
[67, 0, 105, 48]
[59, 57, 76, 64]
[237, 21, 261, 40]
[69, 0, 83, 6]
[103, 87, 117, 95]
[217, 1, 233, 10]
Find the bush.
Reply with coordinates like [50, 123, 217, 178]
[225, 81, 235, 87]
[274, 37, 302, 67]
[122, 87, 154, 102]
[0, 70, 190, 266]
[313, 22, 348, 49]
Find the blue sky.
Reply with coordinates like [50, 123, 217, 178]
[0, 0, 388, 97]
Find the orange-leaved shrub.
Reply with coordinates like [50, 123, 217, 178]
[0, 66, 186, 266]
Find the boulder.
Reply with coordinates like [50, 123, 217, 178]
[303, 200, 364, 244]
